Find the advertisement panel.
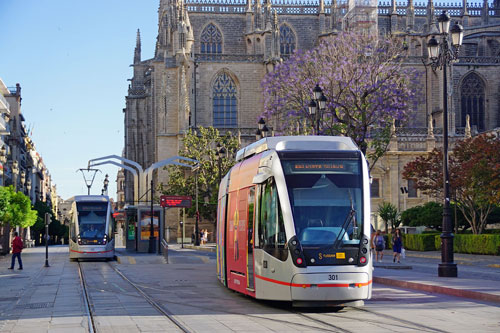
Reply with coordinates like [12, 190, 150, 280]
[140, 210, 160, 240]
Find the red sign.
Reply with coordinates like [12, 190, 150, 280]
[160, 195, 192, 208]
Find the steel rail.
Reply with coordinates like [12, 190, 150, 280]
[108, 263, 191, 333]
[77, 262, 96, 333]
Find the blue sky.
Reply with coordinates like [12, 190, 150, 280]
[0, 0, 159, 200]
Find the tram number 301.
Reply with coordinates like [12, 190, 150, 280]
[328, 274, 339, 280]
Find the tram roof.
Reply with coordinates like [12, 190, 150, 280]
[235, 136, 358, 162]
[69, 195, 110, 202]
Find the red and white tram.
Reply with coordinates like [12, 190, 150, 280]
[216, 136, 372, 307]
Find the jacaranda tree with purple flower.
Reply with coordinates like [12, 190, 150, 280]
[261, 32, 421, 169]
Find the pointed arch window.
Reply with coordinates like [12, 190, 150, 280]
[280, 25, 296, 56]
[213, 72, 237, 127]
[460, 73, 485, 132]
[201, 23, 222, 54]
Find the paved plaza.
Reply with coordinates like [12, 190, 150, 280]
[0, 245, 499, 332]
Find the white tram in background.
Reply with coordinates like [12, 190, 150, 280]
[69, 195, 115, 260]
[216, 136, 372, 307]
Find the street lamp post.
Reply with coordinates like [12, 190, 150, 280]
[194, 166, 200, 246]
[179, 220, 184, 248]
[215, 143, 226, 185]
[0, 146, 6, 186]
[308, 84, 327, 135]
[26, 179, 32, 201]
[12, 161, 19, 191]
[102, 174, 109, 196]
[149, 178, 155, 253]
[425, 10, 463, 278]
[20, 170, 26, 194]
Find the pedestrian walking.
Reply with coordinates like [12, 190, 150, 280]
[392, 228, 403, 263]
[8, 232, 23, 270]
[372, 230, 385, 262]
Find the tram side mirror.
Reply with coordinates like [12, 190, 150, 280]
[252, 171, 272, 184]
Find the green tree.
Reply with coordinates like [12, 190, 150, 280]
[161, 126, 240, 222]
[403, 134, 500, 234]
[400, 201, 468, 232]
[0, 186, 37, 228]
[400, 202, 442, 230]
[32, 200, 65, 245]
[377, 201, 400, 232]
[0, 186, 13, 224]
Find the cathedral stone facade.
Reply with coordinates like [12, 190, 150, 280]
[124, 0, 500, 237]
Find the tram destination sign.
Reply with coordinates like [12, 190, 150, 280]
[291, 161, 345, 171]
[160, 195, 192, 208]
[284, 160, 359, 175]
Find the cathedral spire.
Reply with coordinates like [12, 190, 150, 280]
[426, 0, 435, 33]
[330, 0, 338, 32]
[134, 29, 141, 64]
[407, 0, 415, 31]
[264, 0, 273, 30]
[482, 0, 489, 24]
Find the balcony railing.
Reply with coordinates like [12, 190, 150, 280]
[0, 93, 9, 112]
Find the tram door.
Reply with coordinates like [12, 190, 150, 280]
[247, 187, 256, 290]
[227, 190, 248, 294]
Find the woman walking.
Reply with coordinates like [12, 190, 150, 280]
[392, 229, 403, 263]
[372, 230, 385, 262]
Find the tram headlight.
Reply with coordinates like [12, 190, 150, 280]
[288, 236, 307, 268]
[102, 234, 107, 245]
[77, 236, 82, 245]
[357, 234, 370, 267]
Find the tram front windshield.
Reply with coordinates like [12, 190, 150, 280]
[282, 158, 363, 249]
[77, 202, 108, 240]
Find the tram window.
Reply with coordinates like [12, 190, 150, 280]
[258, 178, 288, 261]
[282, 159, 364, 248]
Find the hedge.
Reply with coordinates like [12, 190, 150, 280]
[402, 234, 437, 251]
[378, 233, 500, 255]
[434, 234, 500, 255]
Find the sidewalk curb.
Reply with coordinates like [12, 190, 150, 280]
[373, 276, 500, 305]
[183, 244, 216, 253]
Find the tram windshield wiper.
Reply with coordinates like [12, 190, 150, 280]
[333, 190, 357, 248]
[333, 209, 356, 248]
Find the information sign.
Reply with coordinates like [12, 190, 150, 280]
[160, 195, 192, 208]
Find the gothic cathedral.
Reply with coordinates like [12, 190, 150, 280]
[123, 0, 500, 236]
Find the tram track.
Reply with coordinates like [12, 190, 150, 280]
[314, 305, 450, 333]
[78, 258, 445, 333]
[77, 261, 96, 333]
[77, 261, 191, 333]
[78, 265, 350, 332]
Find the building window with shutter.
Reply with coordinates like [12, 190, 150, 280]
[370, 178, 380, 198]
[408, 179, 417, 198]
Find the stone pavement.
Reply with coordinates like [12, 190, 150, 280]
[183, 243, 500, 305]
[0, 244, 499, 333]
[373, 249, 500, 304]
[0, 246, 89, 333]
